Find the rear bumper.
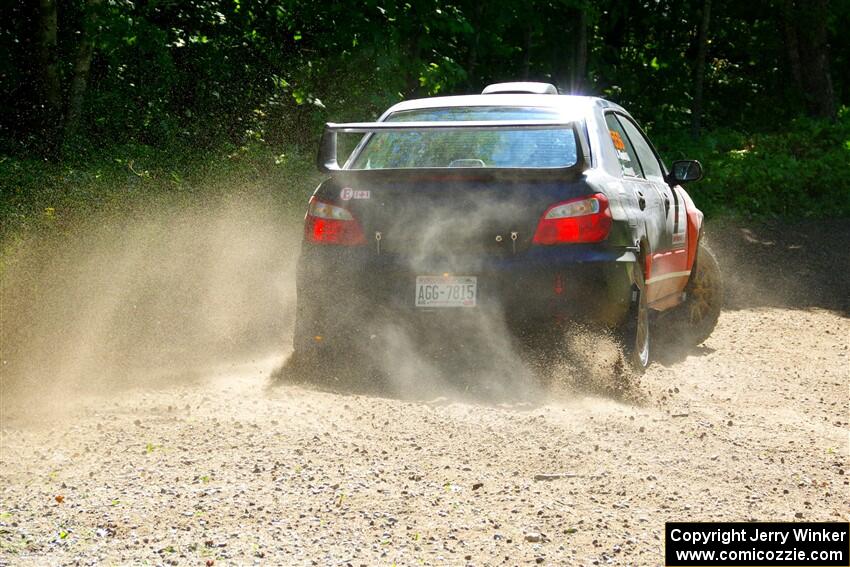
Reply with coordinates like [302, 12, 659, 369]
[294, 243, 636, 351]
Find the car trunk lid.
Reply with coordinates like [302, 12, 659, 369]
[318, 170, 589, 269]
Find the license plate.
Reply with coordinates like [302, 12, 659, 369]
[415, 276, 477, 308]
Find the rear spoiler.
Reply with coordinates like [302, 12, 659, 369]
[317, 120, 590, 174]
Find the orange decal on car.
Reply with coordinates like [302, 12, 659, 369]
[610, 130, 626, 151]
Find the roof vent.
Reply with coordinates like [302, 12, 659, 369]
[481, 82, 558, 95]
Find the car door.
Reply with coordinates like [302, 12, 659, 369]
[615, 114, 690, 306]
[603, 113, 665, 273]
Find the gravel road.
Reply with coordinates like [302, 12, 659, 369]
[1, 217, 848, 566]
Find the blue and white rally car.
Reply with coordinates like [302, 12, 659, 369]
[293, 82, 722, 373]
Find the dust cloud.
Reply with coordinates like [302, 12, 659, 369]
[1, 190, 301, 416]
[2, 179, 658, 419]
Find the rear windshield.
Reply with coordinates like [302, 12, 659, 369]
[348, 107, 577, 169]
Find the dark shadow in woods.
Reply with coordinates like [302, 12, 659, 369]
[706, 219, 850, 316]
[639, 219, 848, 366]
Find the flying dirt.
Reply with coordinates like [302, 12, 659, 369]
[0, 196, 848, 565]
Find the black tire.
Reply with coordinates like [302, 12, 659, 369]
[665, 242, 722, 346]
[618, 263, 651, 373]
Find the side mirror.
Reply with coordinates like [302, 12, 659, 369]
[666, 160, 703, 184]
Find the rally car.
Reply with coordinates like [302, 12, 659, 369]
[293, 82, 722, 373]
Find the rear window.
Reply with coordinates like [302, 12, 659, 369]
[349, 107, 578, 170]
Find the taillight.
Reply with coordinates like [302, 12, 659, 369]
[532, 193, 612, 244]
[304, 197, 366, 245]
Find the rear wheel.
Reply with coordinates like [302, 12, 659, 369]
[618, 264, 651, 373]
[664, 242, 722, 346]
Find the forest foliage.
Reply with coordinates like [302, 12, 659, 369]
[2, 0, 849, 231]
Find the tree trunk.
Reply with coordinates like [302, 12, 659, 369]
[37, 0, 61, 156]
[405, 30, 423, 95]
[797, 0, 835, 119]
[782, 0, 835, 119]
[781, 0, 803, 93]
[569, 8, 587, 94]
[466, 2, 483, 88]
[64, 0, 102, 143]
[691, 0, 711, 139]
[521, 22, 532, 80]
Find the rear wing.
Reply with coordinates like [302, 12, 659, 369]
[317, 120, 590, 174]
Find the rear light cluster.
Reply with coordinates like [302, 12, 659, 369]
[304, 197, 366, 245]
[303, 192, 611, 247]
[533, 193, 612, 244]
